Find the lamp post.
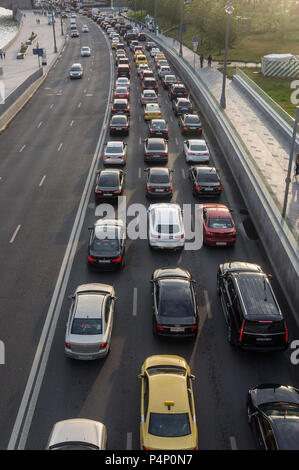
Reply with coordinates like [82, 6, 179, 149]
[281, 106, 299, 221]
[50, 4, 57, 53]
[154, 0, 157, 35]
[220, 2, 234, 109]
[60, 12, 64, 36]
[179, 0, 183, 57]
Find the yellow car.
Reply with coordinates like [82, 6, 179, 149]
[144, 103, 161, 120]
[155, 53, 166, 62]
[135, 54, 148, 66]
[138, 355, 198, 450]
[112, 41, 119, 50]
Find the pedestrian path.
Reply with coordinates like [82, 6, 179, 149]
[159, 34, 299, 240]
[0, 9, 66, 98]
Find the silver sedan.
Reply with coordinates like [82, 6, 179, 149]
[46, 419, 107, 450]
[65, 283, 115, 360]
[103, 141, 127, 166]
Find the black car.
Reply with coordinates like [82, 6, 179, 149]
[162, 74, 177, 89]
[71, 30, 79, 38]
[149, 119, 168, 139]
[87, 219, 126, 270]
[94, 169, 125, 204]
[144, 138, 168, 163]
[151, 268, 199, 337]
[125, 33, 137, 45]
[142, 77, 158, 91]
[189, 166, 222, 197]
[247, 384, 299, 449]
[217, 262, 288, 351]
[111, 99, 130, 115]
[172, 97, 193, 116]
[179, 113, 202, 135]
[109, 114, 129, 135]
[117, 64, 130, 78]
[145, 167, 173, 198]
[168, 83, 188, 100]
[146, 41, 156, 51]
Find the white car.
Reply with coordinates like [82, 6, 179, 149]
[158, 65, 171, 79]
[137, 63, 149, 76]
[183, 139, 210, 163]
[65, 283, 115, 360]
[69, 63, 83, 79]
[46, 419, 107, 450]
[150, 47, 160, 57]
[140, 89, 158, 105]
[81, 46, 91, 57]
[148, 203, 185, 250]
[115, 77, 130, 89]
[103, 141, 127, 166]
[82, 25, 89, 32]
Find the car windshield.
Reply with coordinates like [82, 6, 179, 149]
[208, 218, 233, 229]
[114, 102, 126, 108]
[190, 143, 207, 151]
[148, 413, 191, 438]
[91, 236, 120, 252]
[71, 318, 102, 335]
[145, 92, 155, 97]
[150, 173, 169, 184]
[116, 88, 127, 93]
[71, 66, 81, 71]
[99, 173, 119, 186]
[197, 171, 218, 183]
[158, 280, 193, 317]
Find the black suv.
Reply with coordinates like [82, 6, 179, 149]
[168, 83, 188, 100]
[217, 262, 288, 351]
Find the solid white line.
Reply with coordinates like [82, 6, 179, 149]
[39, 175, 46, 187]
[230, 436, 238, 450]
[126, 432, 133, 450]
[7, 31, 115, 451]
[138, 168, 142, 178]
[181, 168, 185, 179]
[78, 102, 82, 108]
[132, 288, 138, 316]
[57, 143, 63, 152]
[139, 136, 142, 145]
[175, 137, 179, 145]
[37, 121, 43, 129]
[19, 145, 26, 153]
[204, 290, 212, 319]
[9, 225, 21, 244]
[49, 103, 54, 109]
[70, 120, 74, 127]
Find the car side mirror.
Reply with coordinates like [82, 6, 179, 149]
[190, 374, 196, 381]
[67, 295, 75, 300]
[138, 374, 144, 379]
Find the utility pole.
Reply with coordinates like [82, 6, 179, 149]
[179, 0, 183, 57]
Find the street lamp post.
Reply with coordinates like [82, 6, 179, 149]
[220, 2, 234, 109]
[281, 106, 299, 221]
[60, 13, 64, 36]
[51, 5, 57, 53]
[179, 0, 183, 57]
[154, 0, 157, 35]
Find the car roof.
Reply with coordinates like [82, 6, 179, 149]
[113, 98, 128, 103]
[188, 139, 206, 145]
[111, 114, 127, 121]
[221, 262, 263, 275]
[203, 204, 231, 217]
[147, 372, 188, 413]
[99, 168, 121, 175]
[75, 292, 105, 319]
[106, 141, 124, 146]
[149, 167, 169, 175]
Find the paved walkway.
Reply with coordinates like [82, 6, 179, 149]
[159, 34, 299, 240]
[0, 10, 66, 97]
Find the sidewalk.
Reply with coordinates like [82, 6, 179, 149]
[160, 34, 299, 240]
[0, 10, 66, 98]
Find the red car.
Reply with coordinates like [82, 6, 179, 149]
[202, 204, 236, 247]
[114, 86, 130, 100]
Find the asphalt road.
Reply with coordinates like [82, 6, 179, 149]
[0, 16, 298, 451]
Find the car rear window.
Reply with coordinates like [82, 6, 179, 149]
[185, 116, 200, 124]
[71, 318, 102, 335]
[148, 141, 165, 151]
[91, 237, 120, 252]
[158, 281, 193, 317]
[99, 173, 119, 186]
[244, 320, 285, 334]
[208, 218, 233, 229]
[112, 116, 127, 125]
[150, 173, 169, 184]
[152, 122, 166, 130]
[149, 413, 191, 438]
[197, 172, 218, 183]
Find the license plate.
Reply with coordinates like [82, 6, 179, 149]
[155, 189, 164, 192]
[116, 127, 122, 130]
[78, 355, 92, 360]
[205, 188, 214, 191]
[171, 327, 184, 332]
[104, 193, 112, 196]
[99, 259, 110, 263]
[216, 242, 227, 246]
[256, 337, 272, 342]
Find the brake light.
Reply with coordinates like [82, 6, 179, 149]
[217, 186, 223, 190]
[100, 343, 108, 349]
[188, 153, 193, 156]
[166, 187, 172, 191]
[184, 126, 188, 130]
[191, 325, 198, 331]
[104, 156, 109, 159]
[206, 232, 213, 237]
[156, 324, 164, 330]
[284, 321, 288, 342]
[143, 447, 149, 450]
[161, 153, 168, 156]
[151, 234, 159, 238]
[65, 343, 71, 349]
[146, 153, 152, 156]
[199, 127, 202, 130]
[112, 108, 116, 111]
[113, 190, 121, 194]
[112, 256, 122, 262]
[180, 234, 184, 239]
[239, 320, 245, 342]
[88, 256, 97, 262]
[195, 186, 202, 190]
[94, 189, 103, 194]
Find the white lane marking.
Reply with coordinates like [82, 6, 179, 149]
[126, 432, 133, 450]
[57, 143, 63, 152]
[139, 136, 142, 145]
[70, 120, 74, 127]
[204, 290, 212, 319]
[230, 436, 238, 450]
[139, 115, 141, 121]
[138, 168, 142, 178]
[78, 102, 82, 108]
[175, 137, 179, 145]
[9, 225, 21, 244]
[49, 103, 54, 109]
[170, 116, 173, 122]
[37, 121, 43, 129]
[19, 145, 26, 153]
[39, 175, 46, 187]
[132, 288, 138, 316]
[181, 168, 186, 179]
[86, 93, 93, 97]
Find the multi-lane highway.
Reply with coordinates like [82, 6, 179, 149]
[0, 14, 298, 451]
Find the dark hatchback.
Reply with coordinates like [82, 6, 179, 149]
[94, 169, 125, 204]
[117, 64, 130, 78]
[144, 138, 168, 163]
[247, 383, 299, 449]
[87, 219, 126, 270]
[109, 114, 129, 135]
[172, 98, 193, 116]
[151, 268, 199, 337]
[145, 167, 173, 198]
[111, 99, 130, 115]
[168, 83, 188, 100]
[149, 119, 169, 139]
[189, 166, 222, 197]
[179, 113, 203, 135]
[162, 74, 177, 89]
[142, 77, 159, 91]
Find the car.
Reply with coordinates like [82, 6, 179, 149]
[94, 169, 125, 203]
[144, 103, 161, 121]
[179, 113, 202, 135]
[140, 89, 158, 105]
[46, 419, 107, 450]
[172, 98, 193, 116]
[133, 45, 144, 56]
[183, 139, 210, 163]
[135, 54, 147, 66]
[70, 30, 79, 38]
[118, 57, 130, 68]
[116, 49, 126, 58]
[189, 166, 222, 197]
[217, 262, 289, 350]
[109, 114, 129, 135]
[142, 77, 158, 91]
[115, 53, 126, 65]
[114, 86, 130, 100]
[138, 32, 146, 41]
[103, 141, 127, 166]
[155, 53, 166, 62]
[129, 40, 139, 50]
[162, 74, 178, 89]
[87, 219, 126, 270]
[116, 42, 125, 51]
[247, 384, 299, 449]
[81, 46, 91, 57]
[141, 69, 155, 81]
[150, 47, 160, 57]
[112, 39, 120, 49]
[82, 25, 89, 32]
[111, 98, 130, 115]
[64, 283, 115, 360]
[144, 138, 168, 163]
[138, 355, 198, 450]
[149, 119, 168, 139]
[202, 204, 236, 247]
[146, 41, 156, 51]
[156, 60, 169, 70]
[151, 268, 199, 337]
[169, 83, 188, 100]
[145, 167, 173, 198]
[69, 63, 83, 79]
[117, 64, 130, 78]
[137, 63, 149, 76]
[148, 203, 185, 250]
[158, 65, 171, 79]
[115, 77, 130, 89]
